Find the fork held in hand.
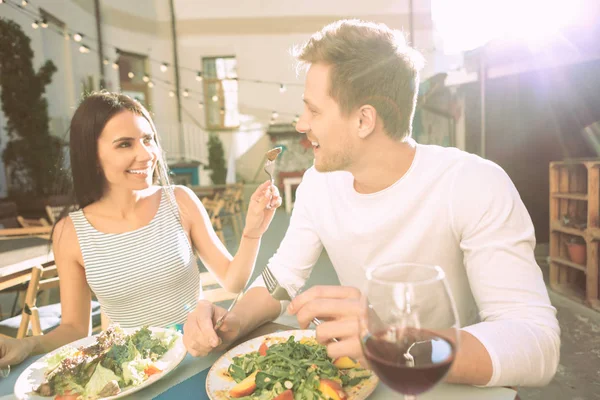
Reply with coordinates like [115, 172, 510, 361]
[264, 147, 282, 182]
[214, 290, 243, 331]
[261, 267, 338, 342]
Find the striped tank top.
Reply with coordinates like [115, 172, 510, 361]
[70, 188, 200, 328]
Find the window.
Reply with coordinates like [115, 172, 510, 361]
[202, 56, 239, 130]
[117, 51, 151, 109]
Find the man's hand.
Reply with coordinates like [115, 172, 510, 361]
[183, 300, 241, 357]
[287, 286, 366, 365]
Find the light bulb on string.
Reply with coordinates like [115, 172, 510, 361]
[196, 72, 203, 82]
[127, 72, 135, 79]
[160, 63, 168, 72]
[142, 75, 150, 83]
[147, 81, 154, 88]
[40, 19, 48, 28]
[79, 45, 90, 54]
[31, 21, 39, 29]
[103, 58, 109, 65]
[272, 111, 279, 119]
[21, 0, 28, 6]
[211, 95, 218, 102]
[279, 83, 286, 93]
[183, 89, 189, 98]
[169, 91, 175, 98]
[112, 62, 119, 70]
[198, 102, 204, 108]
[73, 33, 83, 42]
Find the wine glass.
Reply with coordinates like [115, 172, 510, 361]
[359, 263, 460, 399]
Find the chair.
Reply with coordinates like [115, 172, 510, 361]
[0, 256, 101, 338]
[16, 216, 51, 240]
[220, 187, 243, 242]
[202, 198, 226, 244]
[45, 205, 77, 224]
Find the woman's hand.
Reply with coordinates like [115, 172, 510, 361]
[0, 336, 36, 368]
[243, 180, 282, 238]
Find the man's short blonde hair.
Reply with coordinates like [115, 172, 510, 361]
[295, 19, 424, 140]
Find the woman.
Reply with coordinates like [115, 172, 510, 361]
[0, 91, 281, 366]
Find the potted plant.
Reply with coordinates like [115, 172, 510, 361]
[566, 237, 586, 265]
[206, 133, 227, 185]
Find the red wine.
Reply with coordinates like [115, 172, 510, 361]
[362, 328, 455, 395]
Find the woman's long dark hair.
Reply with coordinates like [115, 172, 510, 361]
[51, 91, 173, 241]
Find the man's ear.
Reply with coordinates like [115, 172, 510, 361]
[357, 105, 376, 139]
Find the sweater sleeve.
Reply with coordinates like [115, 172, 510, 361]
[450, 157, 560, 387]
[248, 167, 324, 314]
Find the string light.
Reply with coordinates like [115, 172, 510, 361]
[5, 0, 304, 94]
[4, 3, 300, 127]
[127, 72, 135, 79]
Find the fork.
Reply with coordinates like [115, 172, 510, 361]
[262, 266, 338, 342]
[214, 290, 243, 331]
[264, 147, 282, 183]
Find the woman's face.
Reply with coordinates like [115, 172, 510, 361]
[96, 111, 159, 192]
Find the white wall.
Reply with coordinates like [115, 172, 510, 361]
[0, 0, 452, 190]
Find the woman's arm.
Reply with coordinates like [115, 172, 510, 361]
[174, 182, 280, 293]
[26, 217, 95, 355]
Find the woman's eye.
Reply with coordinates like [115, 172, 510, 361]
[118, 142, 131, 148]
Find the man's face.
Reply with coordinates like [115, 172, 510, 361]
[295, 64, 358, 172]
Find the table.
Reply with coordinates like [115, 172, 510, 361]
[0, 323, 518, 399]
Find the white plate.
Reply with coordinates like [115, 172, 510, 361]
[206, 329, 378, 400]
[14, 327, 186, 400]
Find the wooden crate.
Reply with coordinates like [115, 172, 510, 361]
[549, 159, 600, 311]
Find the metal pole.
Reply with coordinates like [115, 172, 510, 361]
[479, 54, 486, 158]
[168, 0, 184, 160]
[93, 0, 105, 89]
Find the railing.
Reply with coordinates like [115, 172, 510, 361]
[155, 122, 209, 164]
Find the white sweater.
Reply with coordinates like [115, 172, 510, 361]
[255, 142, 560, 387]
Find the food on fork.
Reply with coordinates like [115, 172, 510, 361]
[266, 147, 282, 161]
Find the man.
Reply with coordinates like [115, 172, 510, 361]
[183, 19, 560, 387]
